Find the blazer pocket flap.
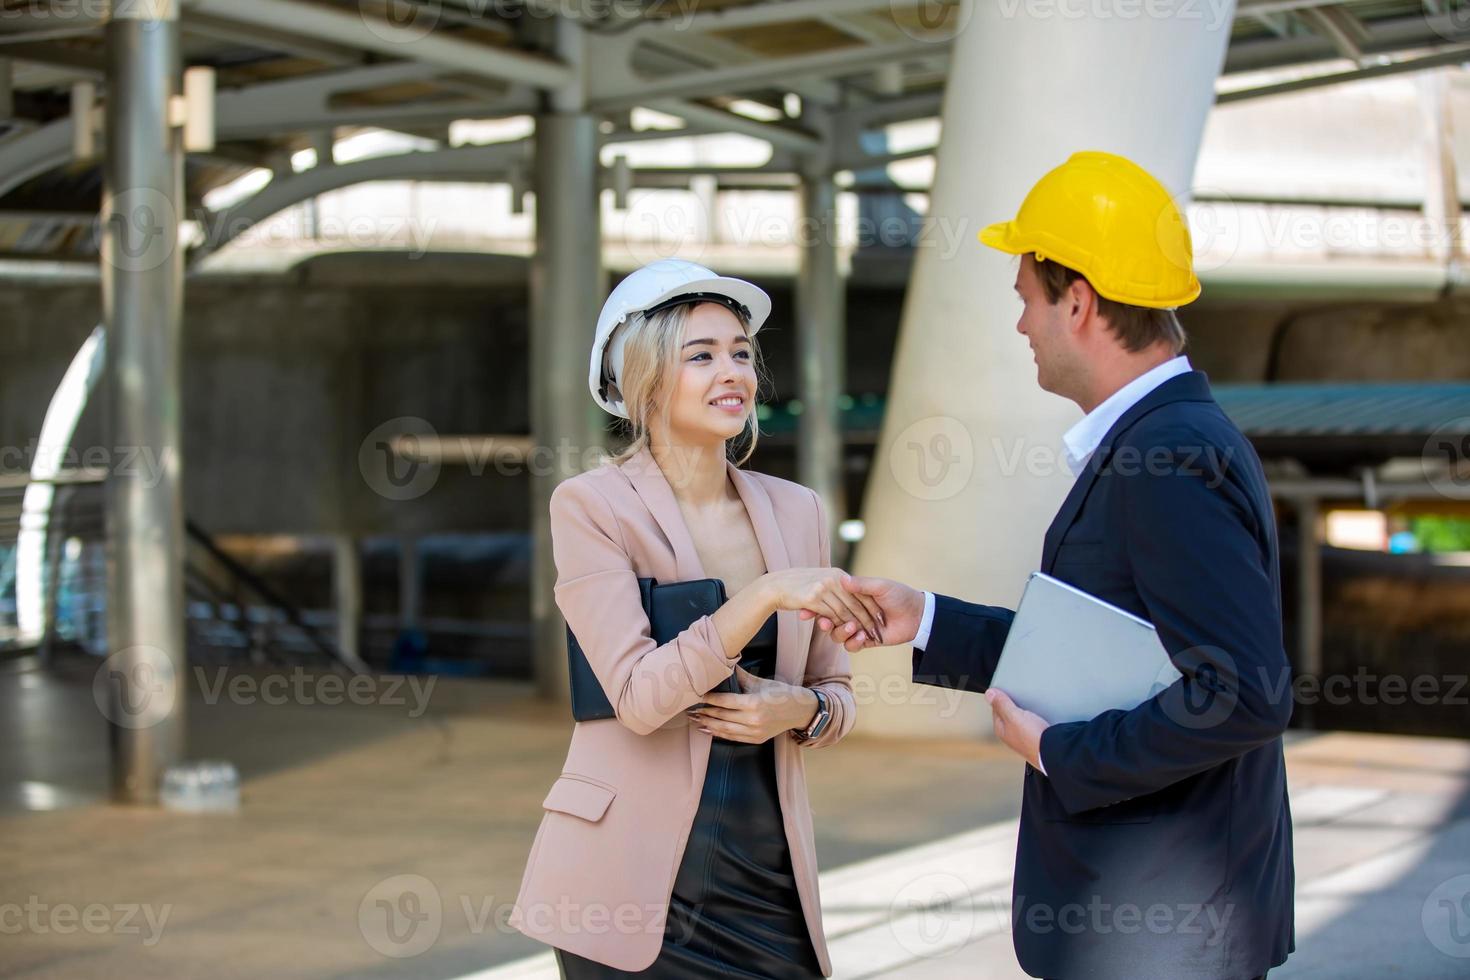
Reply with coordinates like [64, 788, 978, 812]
[542, 775, 616, 822]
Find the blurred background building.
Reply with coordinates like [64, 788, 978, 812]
[1, 0, 1469, 759]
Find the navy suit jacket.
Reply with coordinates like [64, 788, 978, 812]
[914, 372, 1295, 980]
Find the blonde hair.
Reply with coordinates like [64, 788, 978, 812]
[608, 301, 768, 466]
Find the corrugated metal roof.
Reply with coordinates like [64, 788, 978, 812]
[1213, 383, 1470, 438]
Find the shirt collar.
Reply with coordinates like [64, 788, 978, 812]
[1062, 355, 1193, 476]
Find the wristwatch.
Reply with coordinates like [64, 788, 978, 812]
[791, 688, 831, 743]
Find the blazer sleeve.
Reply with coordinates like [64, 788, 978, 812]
[796, 489, 856, 748]
[550, 475, 740, 736]
[911, 597, 1015, 694]
[1038, 440, 1294, 814]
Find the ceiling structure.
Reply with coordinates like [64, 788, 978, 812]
[0, 0, 1468, 264]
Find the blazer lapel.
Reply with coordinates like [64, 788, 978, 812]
[1041, 371, 1216, 571]
[618, 446, 802, 684]
[619, 446, 706, 582]
[726, 461, 800, 683]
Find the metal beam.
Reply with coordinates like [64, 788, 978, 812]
[194, 141, 531, 260]
[593, 39, 941, 108]
[1225, 10, 1470, 74]
[1218, 46, 1470, 103]
[627, 0, 934, 38]
[1297, 6, 1368, 64]
[182, 0, 571, 90]
[647, 98, 821, 154]
[101, 1, 186, 806]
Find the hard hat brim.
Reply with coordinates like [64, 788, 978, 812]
[977, 221, 1023, 253]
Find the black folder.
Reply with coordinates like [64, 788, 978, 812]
[567, 577, 738, 722]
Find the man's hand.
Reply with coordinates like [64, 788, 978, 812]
[802, 575, 924, 652]
[985, 688, 1049, 771]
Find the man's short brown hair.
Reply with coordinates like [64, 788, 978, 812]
[1033, 258, 1186, 355]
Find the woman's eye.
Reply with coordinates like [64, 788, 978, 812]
[689, 352, 711, 361]
[735, 350, 751, 360]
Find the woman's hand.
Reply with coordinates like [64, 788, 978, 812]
[760, 567, 886, 645]
[686, 666, 821, 743]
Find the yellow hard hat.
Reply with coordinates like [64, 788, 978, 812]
[978, 150, 1200, 309]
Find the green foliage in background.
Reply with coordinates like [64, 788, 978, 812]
[1410, 515, 1470, 553]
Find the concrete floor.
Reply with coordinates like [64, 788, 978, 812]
[0, 655, 1024, 979]
[3, 654, 1468, 980]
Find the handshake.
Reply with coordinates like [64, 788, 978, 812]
[755, 566, 1048, 768]
[761, 568, 925, 653]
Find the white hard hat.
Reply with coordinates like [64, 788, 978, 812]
[589, 258, 771, 419]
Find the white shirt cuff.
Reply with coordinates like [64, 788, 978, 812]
[912, 591, 936, 650]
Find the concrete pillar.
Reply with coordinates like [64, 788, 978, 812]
[852, 2, 1235, 736]
[101, 0, 186, 803]
[529, 110, 603, 702]
[796, 167, 847, 549]
[1295, 497, 1322, 730]
[332, 534, 367, 672]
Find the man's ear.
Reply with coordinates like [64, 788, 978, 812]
[1065, 277, 1097, 334]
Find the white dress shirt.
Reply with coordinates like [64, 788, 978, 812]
[910, 356, 1193, 776]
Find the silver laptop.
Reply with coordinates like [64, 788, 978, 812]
[990, 572, 1183, 725]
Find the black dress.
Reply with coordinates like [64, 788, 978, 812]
[555, 613, 824, 979]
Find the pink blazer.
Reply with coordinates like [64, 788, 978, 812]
[507, 446, 857, 975]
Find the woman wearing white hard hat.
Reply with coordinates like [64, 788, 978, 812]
[508, 258, 881, 978]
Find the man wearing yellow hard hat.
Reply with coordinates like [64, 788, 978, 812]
[824, 152, 1295, 980]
